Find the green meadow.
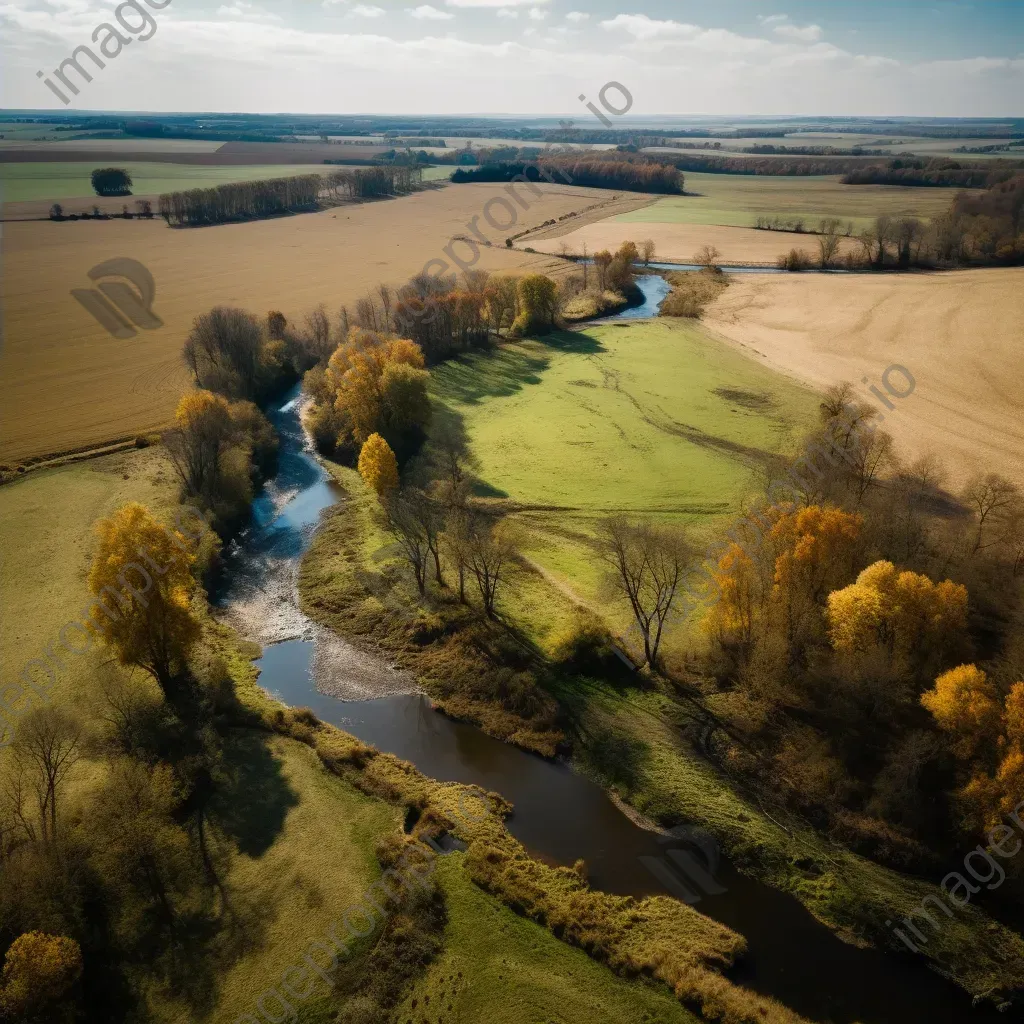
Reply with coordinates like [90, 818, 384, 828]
[614, 171, 966, 232]
[428, 319, 819, 624]
[0, 162, 338, 203]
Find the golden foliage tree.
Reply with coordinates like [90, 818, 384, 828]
[704, 503, 862, 654]
[326, 331, 428, 447]
[88, 503, 201, 700]
[923, 669, 1024, 831]
[0, 932, 82, 1022]
[921, 664, 1002, 760]
[358, 433, 399, 495]
[826, 560, 968, 657]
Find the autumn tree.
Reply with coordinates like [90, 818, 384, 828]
[921, 664, 1001, 761]
[88, 503, 201, 702]
[0, 931, 82, 1023]
[510, 274, 558, 337]
[359, 433, 399, 495]
[826, 560, 968, 661]
[639, 238, 656, 266]
[704, 504, 863, 661]
[592, 250, 613, 291]
[327, 331, 429, 450]
[603, 518, 694, 670]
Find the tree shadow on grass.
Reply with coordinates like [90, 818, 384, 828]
[536, 328, 605, 356]
[430, 345, 550, 405]
[207, 729, 300, 858]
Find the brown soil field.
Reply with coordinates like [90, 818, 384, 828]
[0, 182, 616, 462]
[701, 268, 1024, 486]
[0, 141, 386, 165]
[523, 220, 850, 266]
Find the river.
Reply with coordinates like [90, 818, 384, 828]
[215, 292, 990, 1023]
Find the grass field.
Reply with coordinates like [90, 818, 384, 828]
[702, 266, 1024, 488]
[619, 172, 966, 231]
[428, 319, 819, 632]
[523, 172, 968, 265]
[0, 182, 627, 462]
[0, 162, 340, 203]
[400, 855, 700, 1024]
[0, 445, 739, 1022]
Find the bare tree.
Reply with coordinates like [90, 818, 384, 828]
[602, 518, 693, 670]
[464, 518, 518, 618]
[8, 707, 82, 844]
[639, 238, 656, 266]
[381, 491, 431, 595]
[817, 218, 842, 269]
[303, 304, 333, 363]
[961, 473, 1021, 553]
[694, 244, 721, 269]
[848, 426, 896, 502]
[895, 216, 924, 268]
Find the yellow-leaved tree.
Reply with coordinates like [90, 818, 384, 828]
[922, 668, 1024, 831]
[510, 274, 558, 337]
[703, 503, 862, 654]
[921, 664, 1002, 760]
[825, 560, 967, 658]
[88, 502, 201, 702]
[358, 433, 399, 495]
[0, 932, 82, 1022]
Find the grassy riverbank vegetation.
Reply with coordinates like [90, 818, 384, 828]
[0, 441, 806, 1024]
[294, 285, 1024, 1007]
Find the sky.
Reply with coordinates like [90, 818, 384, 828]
[1, 0, 1022, 117]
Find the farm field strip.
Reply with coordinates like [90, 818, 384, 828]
[0, 161, 339, 203]
[0, 182, 612, 461]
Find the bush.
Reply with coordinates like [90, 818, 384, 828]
[659, 268, 728, 318]
[550, 610, 619, 673]
[777, 248, 813, 271]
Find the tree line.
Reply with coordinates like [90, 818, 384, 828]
[842, 157, 1024, 189]
[777, 174, 1024, 270]
[157, 166, 425, 227]
[452, 157, 683, 195]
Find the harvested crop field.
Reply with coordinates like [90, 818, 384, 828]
[526, 220, 847, 266]
[0, 140, 387, 164]
[702, 268, 1024, 486]
[0, 182, 616, 462]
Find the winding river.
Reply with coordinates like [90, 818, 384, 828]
[217, 286, 989, 1023]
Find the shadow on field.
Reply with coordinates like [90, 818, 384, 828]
[208, 730, 300, 857]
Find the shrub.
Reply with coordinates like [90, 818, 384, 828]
[777, 248, 813, 271]
[660, 268, 728, 318]
[550, 609, 619, 673]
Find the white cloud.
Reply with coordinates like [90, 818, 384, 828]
[3, 0, 1019, 118]
[351, 4, 386, 15]
[528, 6, 546, 21]
[497, 8, 518, 17]
[757, 14, 788, 26]
[565, 11, 588, 22]
[410, 4, 454, 18]
[774, 22, 823, 42]
[445, 0, 547, 6]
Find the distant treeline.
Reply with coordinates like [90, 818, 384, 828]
[158, 167, 423, 227]
[451, 157, 683, 195]
[668, 153, 880, 176]
[159, 174, 322, 226]
[842, 157, 1024, 188]
[323, 165, 423, 199]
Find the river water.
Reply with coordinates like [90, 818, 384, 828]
[216, 294, 990, 1023]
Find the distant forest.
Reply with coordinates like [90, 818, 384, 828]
[451, 156, 683, 195]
